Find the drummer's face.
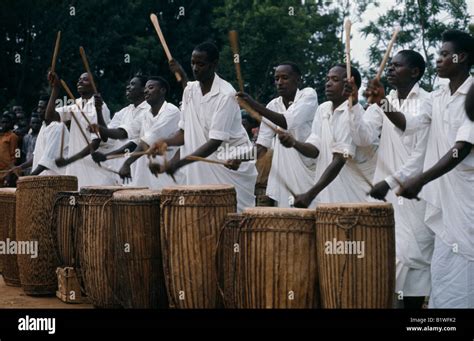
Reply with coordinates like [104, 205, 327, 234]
[144, 80, 165, 105]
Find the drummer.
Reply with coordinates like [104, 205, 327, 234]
[278, 64, 377, 208]
[150, 42, 257, 212]
[237, 62, 318, 208]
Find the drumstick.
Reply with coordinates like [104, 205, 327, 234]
[185, 155, 228, 166]
[236, 97, 279, 134]
[60, 79, 101, 139]
[69, 108, 94, 153]
[60, 124, 65, 158]
[51, 31, 61, 74]
[79, 46, 98, 94]
[149, 13, 182, 82]
[344, 19, 352, 109]
[105, 150, 151, 160]
[375, 28, 401, 80]
[229, 30, 244, 92]
[273, 169, 296, 197]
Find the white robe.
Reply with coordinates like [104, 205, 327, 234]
[350, 84, 434, 296]
[56, 97, 115, 188]
[256, 88, 317, 207]
[179, 74, 257, 212]
[401, 75, 474, 307]
[306, 101, 376, 206]
[32, 121, 69, 176]
[127, 101, 183, 189]
[107, 100, 151, 181]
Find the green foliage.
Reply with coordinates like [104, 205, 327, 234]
[361, 0, 470, 90]
[213, 0, 343, 103]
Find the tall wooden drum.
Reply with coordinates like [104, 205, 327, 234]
[234, 207, 318, 308]
[77, 186, 142, 308]
[51, 191, 80, 267]
[111, 189, 167, 308]
[16, 176, 78, 295]
[161, 185, 237, 308]
[315, 203, 395, 308]
[0, 188, 21, 286]
[216, 213, 242, 308]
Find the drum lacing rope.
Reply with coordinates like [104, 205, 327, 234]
[336, 228, 354, 309]
[160, 198, 176, 308]
[215, 215, 241, 308]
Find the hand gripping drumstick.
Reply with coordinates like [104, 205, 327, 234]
[60, 79, 101, 140]
[150, 13, 182, 82]
[344, 19, 353, 109]
[229, 30, 244, 93]
[368, 28, 400, 103]
[51, 31, 61, 74]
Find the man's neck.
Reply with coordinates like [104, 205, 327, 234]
[396, 82, 417, 100]
[331, 98, 345, 111]
[200, 73, 215, 96]
[133, 98, 145, 107]
[282, 91, 297, 109]
[150, 98, 165, 116]
[448, 72, 469, 95]
[81, 94, 93, 101]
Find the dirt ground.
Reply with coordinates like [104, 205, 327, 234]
[0, 275, 92, 309]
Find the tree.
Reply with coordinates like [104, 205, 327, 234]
[212, 0, 344, 104]
[361, 0, 470, 90]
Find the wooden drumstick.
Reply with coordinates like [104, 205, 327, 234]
[185, 155, 229, 166]
[236, 97, 279, 134]
[376, 28, 401, 80]
[60, 79, 101, 139]
[69, 108, 94, 153]
[106, 150, 151, 160]
[149, 13, 182, 82]
[79, 46, 98, 94]
[60, 124, 65, 158]
[51, 31, 61, 74]
[229, 30, 244, 92]
[344, 19, 352, 109]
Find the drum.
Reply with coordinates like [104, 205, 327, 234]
[51, 191, 79, 267]
[111, 189, 167, 308]
[0, 188, 21, 286]
[77, 186, 143, 308]
[16, 176, 78, 295]
[315, 203, 395, 308]
[234, 207, 318, 308]
[161, 185, 237, 308]
[216, 213, 242, 308]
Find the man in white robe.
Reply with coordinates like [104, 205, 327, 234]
[150, 42, 257, 212]
[90, 76, 150, 184]
[279, 65, 376, 208]
[368, 30, 474, 308]
[349, 50, 434, 309]
[46, 72, 114, 188]
[238, 62, 317, 207]
[118, 76, 183, 189]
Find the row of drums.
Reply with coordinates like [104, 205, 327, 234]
[0, 175, 396, 308]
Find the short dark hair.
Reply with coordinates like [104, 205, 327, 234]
[335, 64, 362, 88]
[132, 75, 148, 88]
[194, 41, 219, 62]
[278, 61, 302, 77]
[148, 76, 170, 95]
[442, 29, 474, 67]
[396, 50, 426, 81]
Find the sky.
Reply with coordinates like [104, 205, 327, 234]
[349, 0, 474, 70]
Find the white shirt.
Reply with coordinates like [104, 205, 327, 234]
[129, 101, 183, 189]
[56, 97, 115, 187]
[306, 101, 377, 205]
[116, 100, 151, 144]
[349, 84, 434, 285]
[32, 121, 69, 175]
[400, 75, 474, 260]
[256, 88, 318, 207]
[179, 74, 257, 212]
